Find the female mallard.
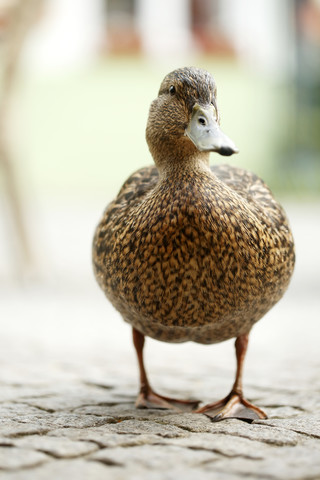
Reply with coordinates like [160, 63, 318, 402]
[93, 67, 295, 421]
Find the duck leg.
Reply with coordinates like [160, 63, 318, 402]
[196, 334, 267, 422]
[132, 328, 200, 411]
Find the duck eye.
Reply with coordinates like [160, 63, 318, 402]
[169, 85, 176, 95]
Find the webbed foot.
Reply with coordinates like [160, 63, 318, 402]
[195, 391, 267, 422]
[136, 387, 200, 411]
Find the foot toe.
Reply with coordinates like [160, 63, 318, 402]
[196, 394, 267, 422]
[135, 390, 200, 411]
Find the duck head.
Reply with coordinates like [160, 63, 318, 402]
[146, 67, 238, 170]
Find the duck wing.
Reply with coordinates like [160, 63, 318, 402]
[116, 166, 159, 203]
[98, 166, 159, 226]
[211, 164, 289, 227]
[93, 166, 159, 277]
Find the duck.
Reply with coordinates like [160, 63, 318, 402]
[92, 67, 295, 421]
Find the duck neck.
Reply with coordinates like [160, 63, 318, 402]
[153, 150, 211, 180]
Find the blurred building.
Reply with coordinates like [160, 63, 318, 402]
[21, 0, 293, 79]
[105, 0, 293, 79]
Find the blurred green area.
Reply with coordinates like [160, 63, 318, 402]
[13, 56, 319, 201]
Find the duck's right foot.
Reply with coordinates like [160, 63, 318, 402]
[135, 387, 200, 411]
[195, 392, 267, 422]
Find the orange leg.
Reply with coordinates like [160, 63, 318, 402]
[196, 334, 267, 422]
[132, 328, 200, 411]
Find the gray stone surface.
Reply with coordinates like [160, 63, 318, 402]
[13, 436, 99, 458]
[0, 447, 49, 471]
[0, 203, 319, 479]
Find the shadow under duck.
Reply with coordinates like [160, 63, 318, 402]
[93, 67, 295, 421]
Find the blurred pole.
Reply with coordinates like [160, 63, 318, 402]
[220, 0, 293, 80]
[292, 0, 320, 191]
[136, 0, 192, 60]
[0, 0, 43, 278]
[23, 0, 106, 73]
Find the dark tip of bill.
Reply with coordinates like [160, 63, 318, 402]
[219, 146, 238, 156]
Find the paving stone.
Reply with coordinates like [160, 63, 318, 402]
[204, 421, 301, 447]
[0, 446, 49, 471]
[13, 435, 99, 458]
[0, 438, 15, 447]
[48, 428, 169, 447]
[163, 432, 271, 459]
[93, 419, 189, 438]
[4, 413, 115, 430]
[3, 461, 232, 480]
[90, 444, 218, 469]
[0, 385, 56, 403]
[0, 403, 50, 418]
[137, 468, 241, 480]
[2, 459, 117, 480]
[72, 403, 173, 419]
[263, 405, 306, 419]
[46, 418, 186, 440]
[154, 414, 301, 446]
[48, 413, 115, 428]
[0, 420, 50, 438]
[254, 414, 320, 438]
[254, 389, 320, 413]
[208, 444, 320, 480]
[152, 413, 211, 433]
[20, 385, 116, 412]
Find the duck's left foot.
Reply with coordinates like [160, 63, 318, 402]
[195, 392, 267, 422]
[136, 387, 200, 412]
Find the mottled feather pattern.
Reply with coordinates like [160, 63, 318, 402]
[93, 163, 295, 344]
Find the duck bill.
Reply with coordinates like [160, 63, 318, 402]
[185, 104, 238, 156]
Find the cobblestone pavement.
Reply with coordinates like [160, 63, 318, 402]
[0, 203, 319, 479]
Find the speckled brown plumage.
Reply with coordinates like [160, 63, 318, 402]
[93, 163, 294, 344]
[92, 67, 295, 420]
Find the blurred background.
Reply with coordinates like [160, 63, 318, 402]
[0, 0, 319, 381]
